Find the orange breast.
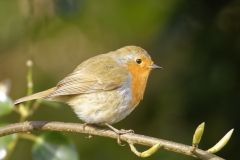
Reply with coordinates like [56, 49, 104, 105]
[127, 63, 150, 109]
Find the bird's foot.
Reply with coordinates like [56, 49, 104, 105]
[83, 123, 94, 138]
[83, 123, 88, 131]
[104, 123, 134, 146]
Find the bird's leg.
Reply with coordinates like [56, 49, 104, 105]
[83, 123, 93, 138]
[104, 123, 134, 146]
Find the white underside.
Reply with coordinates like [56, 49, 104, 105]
[66, 75, 135, 124]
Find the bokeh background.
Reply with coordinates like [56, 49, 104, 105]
[0, 0, 239, 159]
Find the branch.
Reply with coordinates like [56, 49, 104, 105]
[0, 121, 224, 160]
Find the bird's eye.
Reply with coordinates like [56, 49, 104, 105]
[136, 59, 142, 64]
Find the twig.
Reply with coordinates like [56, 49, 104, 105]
[0, 121, 224, 160]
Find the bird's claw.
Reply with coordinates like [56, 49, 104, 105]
[117, 135, 125, 146]
[85, 134, 93, 138]
[83, 123, 94, 138]
[83, 123, 88, 131]
[115, 129, 134, 146]
[104, 123, 134, 146]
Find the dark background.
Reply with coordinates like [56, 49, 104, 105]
[0, 0, 239, 159]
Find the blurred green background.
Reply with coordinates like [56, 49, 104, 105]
[0, 0, 239, 159]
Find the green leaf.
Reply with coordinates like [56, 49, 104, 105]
[0, 91, 14, 116]
[0, 123, 17, 160]
[32, 132, 79, 160]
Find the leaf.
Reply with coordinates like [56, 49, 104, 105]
[32, 132, 79, 160]
[207, 129, 234, 154]
[0, 91, 14, 116]
[0, 123, 17, 160]
[192, 122, 205, 147]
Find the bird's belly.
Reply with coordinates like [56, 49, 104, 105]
[67, 87, 133, 124]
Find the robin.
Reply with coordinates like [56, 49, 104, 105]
[14, 46, 162, 145]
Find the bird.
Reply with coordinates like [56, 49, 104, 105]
[14, 46, 162, 145]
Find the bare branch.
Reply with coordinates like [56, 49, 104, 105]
[0, 121, 224, 160]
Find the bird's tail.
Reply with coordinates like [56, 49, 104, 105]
[13, 87, 57, 105]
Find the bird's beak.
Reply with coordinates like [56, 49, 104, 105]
[149, 64, 163, 69]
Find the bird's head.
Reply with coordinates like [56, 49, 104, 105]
[114, 46, 162, 75]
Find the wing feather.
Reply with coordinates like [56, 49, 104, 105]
[45, 54, 128, 99]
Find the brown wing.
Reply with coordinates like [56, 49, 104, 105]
[45, 54, 129, 99]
